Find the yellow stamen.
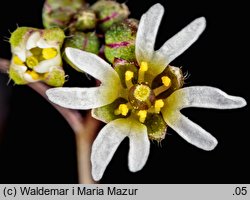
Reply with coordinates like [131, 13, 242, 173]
[26, 70, 40, 80]
[153, 76, 172, 96]
[137, 110, 147, 123]
[154, 99, 164, 113]
[13, 55, 24, 65]
[26, 56, 39, 68]
[114, 104, 129, 116]
[125, 71, 134, 89]
[42, 48, 57, 60]
[140, 62, 148, 72]
[162, 76, 171, 87]
[138, 61, 148, 83]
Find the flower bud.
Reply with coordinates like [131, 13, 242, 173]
[104, 19, 138, 63]
[9, 27, 65, 86]
[91, 0, 130, 32]
[42, 0, 85, 29]
[63, 32, 100, 71]
[70, 8, 97, 31]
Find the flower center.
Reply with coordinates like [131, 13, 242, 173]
[13, 47, 58, 81]
[134, 84, 151, 101]
[128, 83, 156, 110]
[115, 61, 173, 123]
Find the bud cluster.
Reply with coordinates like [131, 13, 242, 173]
[9, 0, 141, 86]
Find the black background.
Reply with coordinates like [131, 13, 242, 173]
[0, 0, 249, 183]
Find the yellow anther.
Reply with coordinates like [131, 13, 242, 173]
[26, 56, 39, 68]
[140, 62, 148, 72]
[26, 70, 40, 80]
[125, 71, 134, 81]
[114, 104, 129, 116]
[137, 110, 147, 123]
[42, 48, 57, 60]
[162, 76, 171, 87]
[13, 55, 24, 65]
[154, 99, 164, 113]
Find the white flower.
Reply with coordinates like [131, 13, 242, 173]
[9, 27, 65, 86]
[46, 4, 246, 181]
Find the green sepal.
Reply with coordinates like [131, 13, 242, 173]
[92, 98, 128, 123]
[42, 0, 85, 29]
[9, 66, 27, 85]
[104, 45, 136, 64]
[145, 113, 167, 142]
[71, 8, 97, 31]
[105, 19, 138, 44]
[104, 19, 138, 63]
[43, 27, 65, 47]
[64, 32, 100, 54]
[63, 32, 100, 72]
[10, 27, 36, 48]
[43, 66, 65, 87]
[91, 0, 130, 32]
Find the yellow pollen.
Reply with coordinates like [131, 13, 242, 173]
[140, 62, 148, 72]
[13, 55, 24, 65]
[42, 48, 57, 60]
[125, 71, 134, 81]
[154, 99, 164, 113]
[114, 104, 129, 116]
[134, 85, 151, 101]
[137, 110, 147, 123]
[26, 70, 40, 80]
[26, 56, 39, 68]
[162, 76, 171, 87]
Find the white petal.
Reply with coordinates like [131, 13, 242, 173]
[26, 32, 41, 50]
[37, 38, 56, 48]
[149, 17, 206, 77]
[34, 53, 61, 73]
[23, 73, 39, 82]
[163, 111, 218, 151]
[91, 118, 148, 181]
[46, 86, 119, 109]
[65, 47, 120, 86]
[128, 123, 149, 172]
[161, 86, 246, 150]
[135, 4, 164, 65]
[167, 86, 247, 110]
[12, 47, 26, 61]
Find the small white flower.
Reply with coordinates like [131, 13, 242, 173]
[9, 27, 65, 86]
[46, 4, 246, 181]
